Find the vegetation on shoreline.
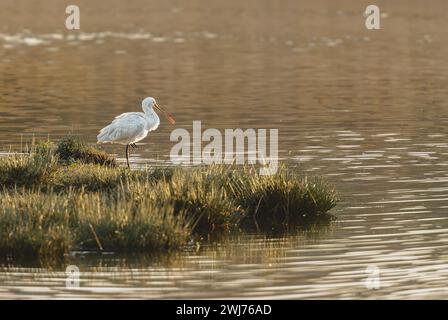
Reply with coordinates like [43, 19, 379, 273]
[0, 137, 338, 261]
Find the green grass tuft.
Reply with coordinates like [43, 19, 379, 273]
[55, 135, 117, 167]
[0, 141, 58, 187]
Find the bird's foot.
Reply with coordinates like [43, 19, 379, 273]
[130, 143, 138, 149]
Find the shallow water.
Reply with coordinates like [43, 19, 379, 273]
[1, 0, 448, 299]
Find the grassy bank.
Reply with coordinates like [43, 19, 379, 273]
[0, 137, 338, 261]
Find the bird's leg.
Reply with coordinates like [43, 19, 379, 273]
[125, 144, 130, 168]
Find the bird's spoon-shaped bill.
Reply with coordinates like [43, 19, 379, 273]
[154, 103, 176, 124]
[166, 113, 176, 125]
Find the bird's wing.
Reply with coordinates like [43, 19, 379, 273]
[97, 113, 147, 143]
[114, 112, 139, 120]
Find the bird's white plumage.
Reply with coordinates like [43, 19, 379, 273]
[97, 98, 160, 145]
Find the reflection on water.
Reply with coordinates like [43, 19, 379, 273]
[1, 0, 448, 298]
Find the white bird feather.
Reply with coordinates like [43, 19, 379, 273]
[97, 112, 158, 145]
[96, 97, 175, 168]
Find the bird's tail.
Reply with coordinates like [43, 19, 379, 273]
[97, 126, 111, 144]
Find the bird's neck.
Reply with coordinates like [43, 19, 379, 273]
[143, 106, 159, 122]
[142, 104, 152, 114]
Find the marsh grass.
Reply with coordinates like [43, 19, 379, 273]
[0, 137, 338, 261]
[0, 189, 190, 262]
[0, 141, 58, 187]
[229, 167, 338, 231]
[56, 135, 117, 167]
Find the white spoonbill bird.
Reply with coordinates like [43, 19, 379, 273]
[97, 97, 176, 168]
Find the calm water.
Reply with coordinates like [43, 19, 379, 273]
[1, 0, 448, 299]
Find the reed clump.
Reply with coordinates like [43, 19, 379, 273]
[0, 141, 58, 187]
[55, 135, 117, 167]
[0, 137, 338, 260]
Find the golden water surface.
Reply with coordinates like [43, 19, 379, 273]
[0, 0, 448, 299]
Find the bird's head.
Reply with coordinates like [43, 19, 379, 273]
[142, 97, 176, 124]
